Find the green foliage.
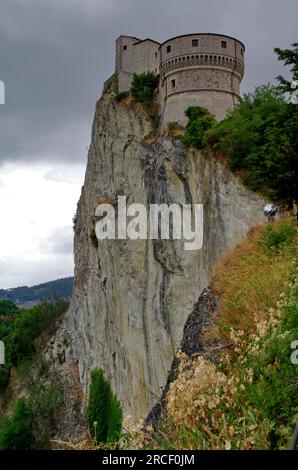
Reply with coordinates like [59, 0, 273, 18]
[0, 300, 19, 319]
[181, 106, 216, 149]
[107, 394, 123, 443]
[8, 300, 68, 366]
[0, 300, 19, 341]
[131, 72, 158, 104]
[235, 279, 298, 448]
[87, 368, 123, 443]
[274, 43, 298, 92]
[0, 358, 64, 449]
[204, 85, 298, 205]
[0, 399, 35, 450]
[90, 228, 98, 248]
[115, 91, 129, 102]
[261, 220, 297, 251]
[25, 359, 65, 444]
[0, 300, 68, 394]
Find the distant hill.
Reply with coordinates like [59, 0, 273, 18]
[0, 277, 74, 308]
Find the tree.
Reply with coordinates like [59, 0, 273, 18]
[0, 399, 35, 450]
[131, 72, 158, 104]
[181, 106, 216, 149]
[204, 84, 298, 206]
[86, 368, 123, 443]
[274, 43, 298, 92]
[107, 394, 123, 443]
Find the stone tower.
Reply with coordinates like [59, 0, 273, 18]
[159, 34, 245, 126]
[114, 33, 245, 126]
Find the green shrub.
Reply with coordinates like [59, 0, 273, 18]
[8, 300, 68, 366]
[87, 368, 122, 443]
[0, 363, 11, 393]
[204, 84, 298, 206]
[181, 106, 216, 149]
[90, 228, 98, 248]
[131, 72, 158, 104]
[115, 91, 129, 102]
[0, 399, 35, 450]
[107, 394, 123, 443]
[0, 300, 68, 394]
[261, 221, 297, 251]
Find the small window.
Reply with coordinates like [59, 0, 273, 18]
[192, 39, 198, 47]
[166, 45, 171, 53]
[240, 48, 243, 56]
[155, 51, 158, 57]
[221, 40, 227, 49]
[171, 79, 176, 88]
[123, 45, 127, 50]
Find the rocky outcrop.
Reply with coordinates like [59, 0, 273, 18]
[62, 91, 267, 424]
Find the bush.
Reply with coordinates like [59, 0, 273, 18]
[181, 106, 216, 149]
[90, 228, 98, 248]
[8, 300, 68, 366]
[204, 85, 298, 205]
[261, 221, 297, 251]
[87, 368, 122, 443]
[115, 91, 129, 102]
[131, 72, 158, 104]
[0, 399, 35, 450]
[0, 300, 68, 394]
[107, 394, 123, 443]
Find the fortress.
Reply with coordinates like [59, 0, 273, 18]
[115, 33, 245, 126]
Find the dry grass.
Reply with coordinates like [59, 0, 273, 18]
[207, 223, 297, 342]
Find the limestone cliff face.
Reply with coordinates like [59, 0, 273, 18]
[66, 92, 267, 423]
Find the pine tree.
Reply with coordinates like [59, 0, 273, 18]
[87, 369, 111, 442]
[107, 394, 123, 442]
[86, 368, 123, 443]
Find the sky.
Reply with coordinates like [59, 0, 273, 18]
[0, 0, 297, 288]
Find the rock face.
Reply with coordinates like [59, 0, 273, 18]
[66, 91, 267, 423]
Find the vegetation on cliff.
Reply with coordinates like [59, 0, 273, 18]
[130, 72, 158, 104]
[0, 299, 68, 392]
[182, 44, 298, 207]
[0, 300, 68, 449]
[144, 220, 298, 450]
[87, 368, 123, 444]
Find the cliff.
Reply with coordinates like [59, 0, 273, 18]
[59, 91, 267, 424]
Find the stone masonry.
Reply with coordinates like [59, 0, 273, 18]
[115, 33, 245, 126]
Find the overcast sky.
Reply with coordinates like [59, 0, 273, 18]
[0, 0, 297, 288]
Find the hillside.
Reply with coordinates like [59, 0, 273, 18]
[0, 277, 74, 307]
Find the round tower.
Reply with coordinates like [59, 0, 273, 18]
[159, 33, 245, 127]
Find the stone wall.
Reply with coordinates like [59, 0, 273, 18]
[159, 34, 244, 127]
[116, 35, 160, 92]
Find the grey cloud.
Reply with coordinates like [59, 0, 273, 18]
[38, 227, 74, 256]
[0, 0, 297, 167]
[0, 254, 74, 289]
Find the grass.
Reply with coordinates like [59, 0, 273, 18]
[209, 221, 297, 341]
